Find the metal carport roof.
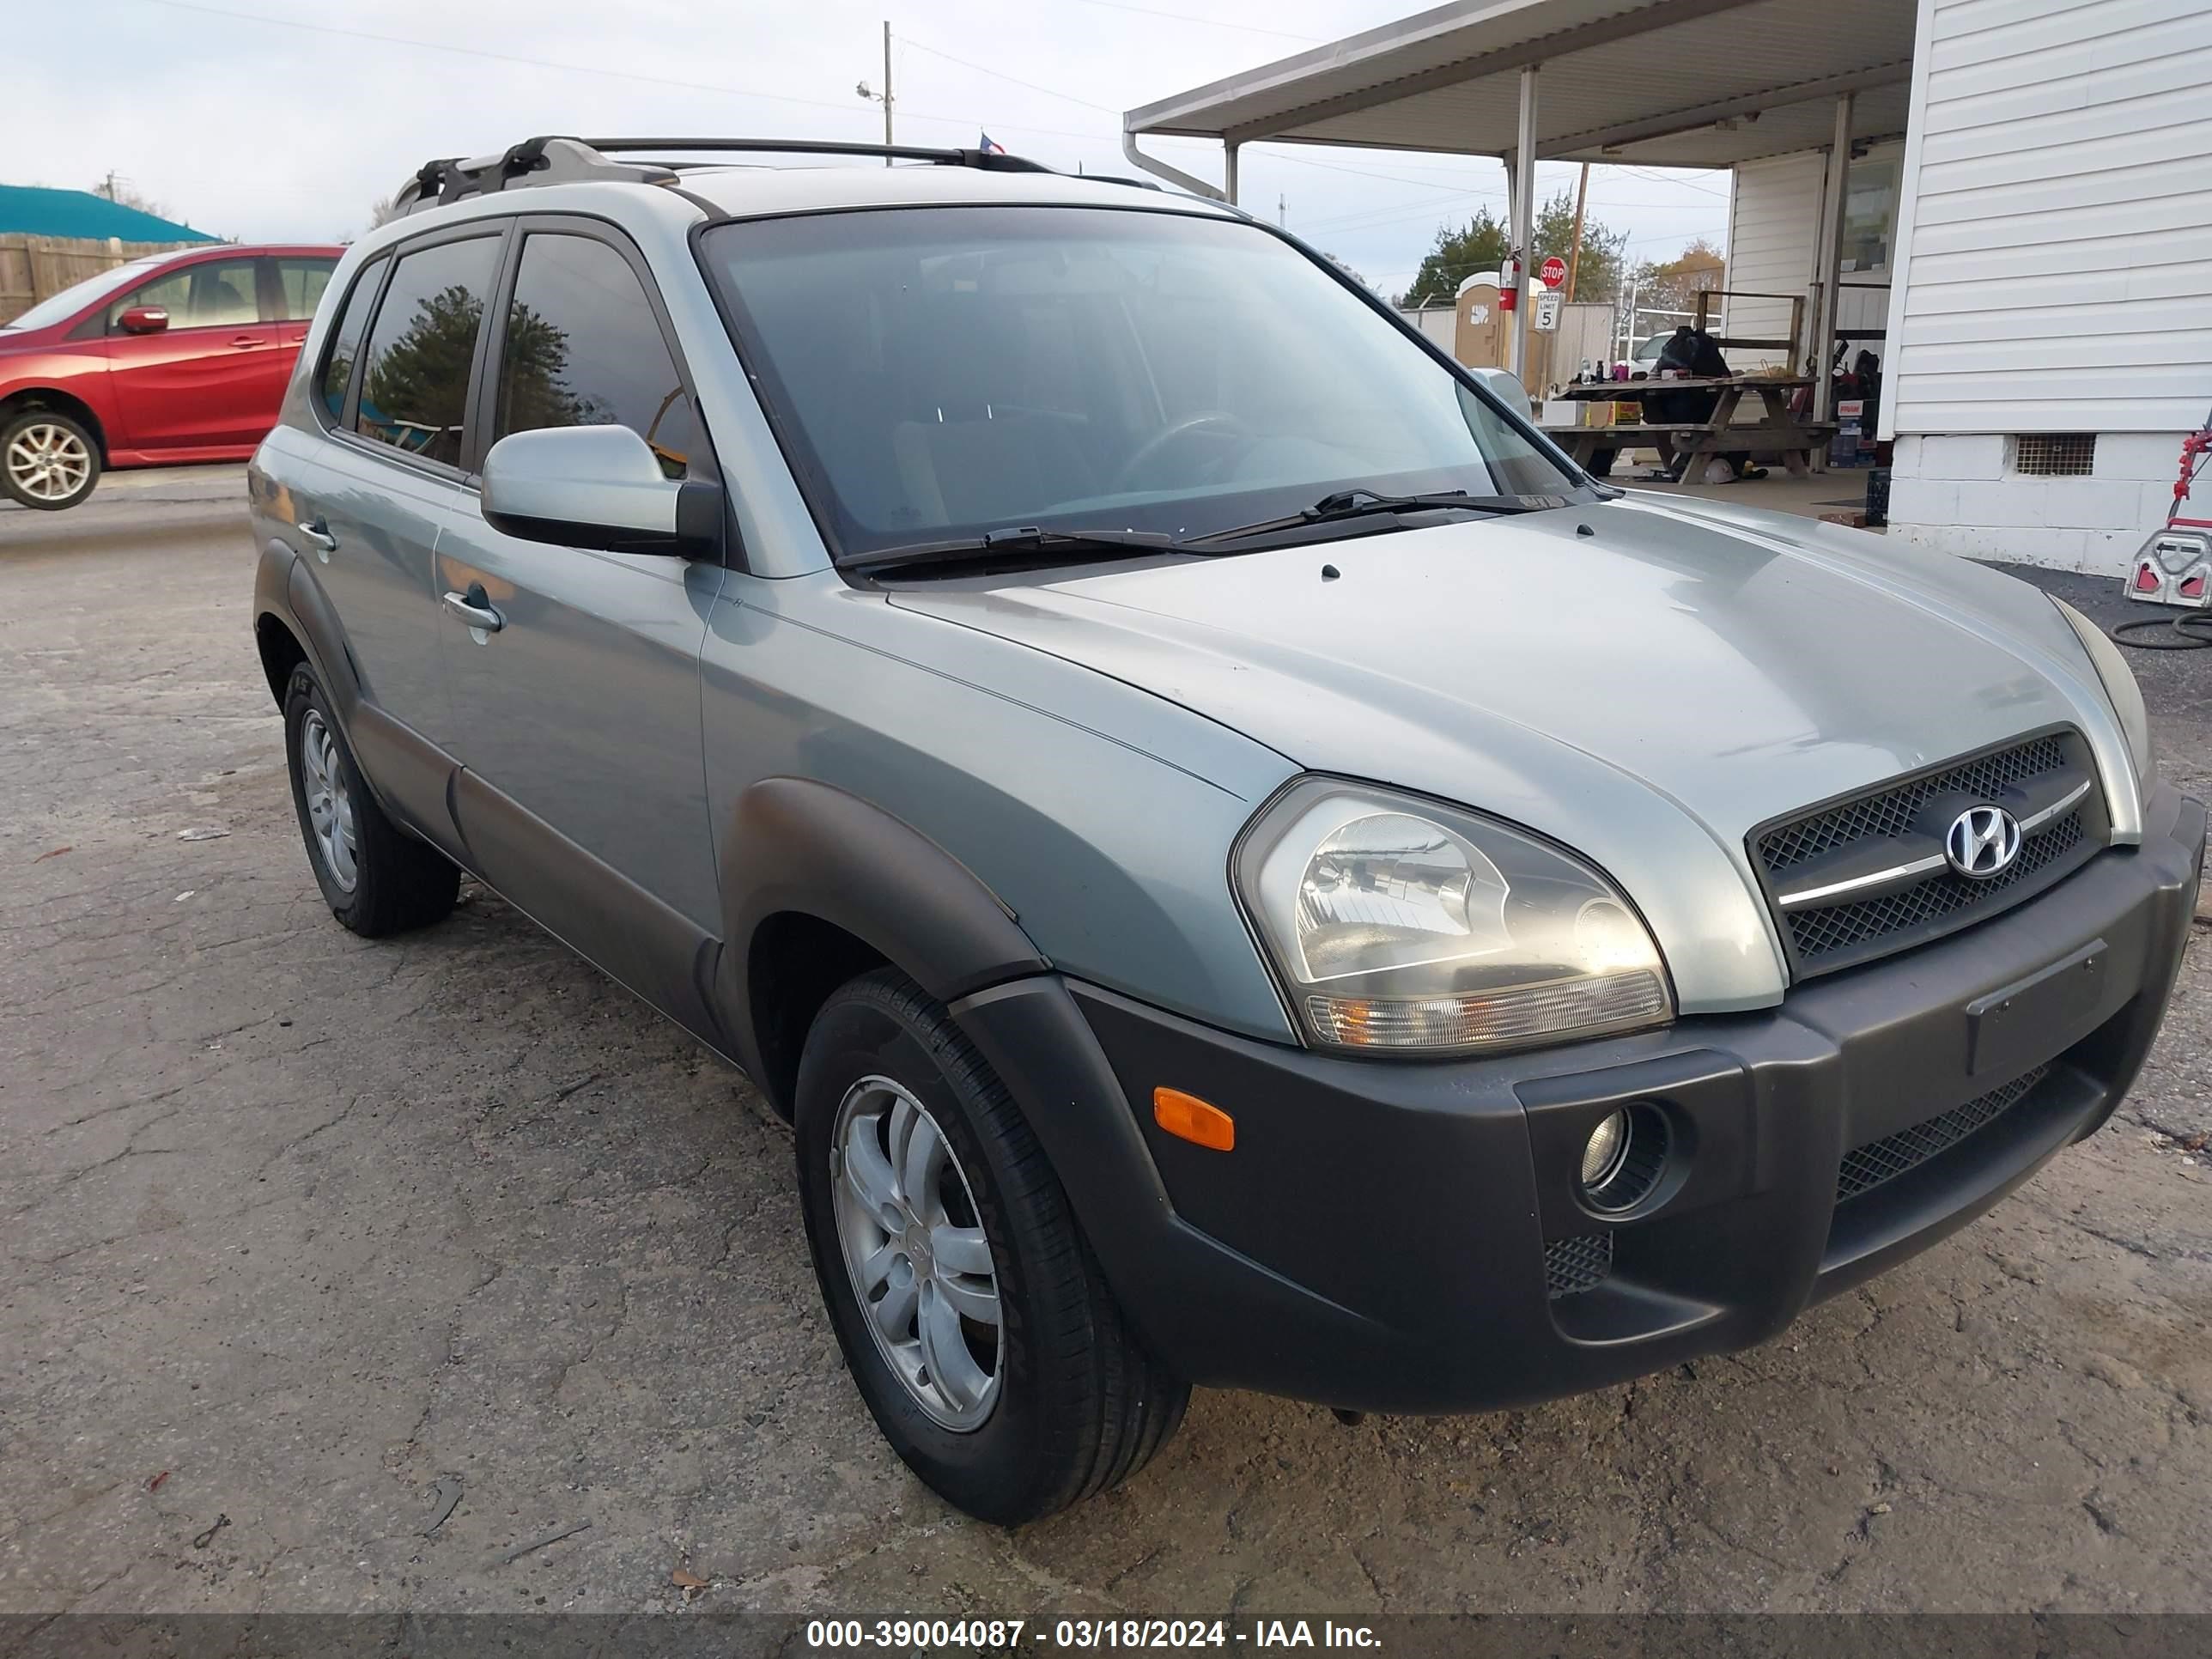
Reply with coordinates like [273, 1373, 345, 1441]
[1123, 0, 1917, 174]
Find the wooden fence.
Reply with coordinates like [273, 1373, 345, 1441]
[0, 234, 203, 325]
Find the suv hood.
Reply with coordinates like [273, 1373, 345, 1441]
[888, 495, 2128, 1011]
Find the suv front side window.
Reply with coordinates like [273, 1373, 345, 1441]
[352, 235, 501, 470]
[493, 232, 700, 479]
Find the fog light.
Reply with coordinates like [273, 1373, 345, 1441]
[1577, 1101, 1672, 1212]
[1580, 1109, 1629, 1188]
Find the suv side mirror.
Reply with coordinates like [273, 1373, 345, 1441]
[1468, 365, 1533, 422]
[480, 424, 723, 559]
[117, 306, 169, 335]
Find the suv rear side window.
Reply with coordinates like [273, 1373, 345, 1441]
[107, 257, 261, 331]
[316, 257, 386, 423]
[494, 233, 700, 478]
[354, 235, 501, 469]
[275, 258, 337, 322]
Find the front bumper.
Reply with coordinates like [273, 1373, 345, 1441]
[951, 784, 2204, 1414]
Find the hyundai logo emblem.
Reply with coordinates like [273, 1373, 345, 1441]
[1945, 805, 2021, 878]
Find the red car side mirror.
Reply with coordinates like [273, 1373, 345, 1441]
[117, 306, 170, 335]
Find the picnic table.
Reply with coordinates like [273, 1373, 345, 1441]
[1550, 373, 1833, 477]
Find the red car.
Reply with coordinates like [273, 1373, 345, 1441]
[0, 242, 343, 510]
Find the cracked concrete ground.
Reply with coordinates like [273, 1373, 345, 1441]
[3, 476, 2208, 1618]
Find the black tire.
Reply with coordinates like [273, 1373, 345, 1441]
[796, 968, 1188, 1524]
[2, 409, 101, 510]
[282, 664, 458, 936]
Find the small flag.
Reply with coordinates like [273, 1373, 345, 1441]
[980, 131, 1007, 155]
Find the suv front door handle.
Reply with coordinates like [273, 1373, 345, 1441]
[231, 334, 268, 349]
[443, 585, 505, 635]
[295, 517, 337, 556]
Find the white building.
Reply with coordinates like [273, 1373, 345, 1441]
[1123, 0, 2209, 579]
[1877, 0, 2210, 572]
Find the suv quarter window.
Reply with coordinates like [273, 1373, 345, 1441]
[491, 229, 702, 479]
[350, 232, 503, 471]
[314, 255, 388, 426]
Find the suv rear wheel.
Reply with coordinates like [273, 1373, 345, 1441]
[795, 968, 1188, 1523]
[282, 664, 459, 935]
[2, 410, 100, 510]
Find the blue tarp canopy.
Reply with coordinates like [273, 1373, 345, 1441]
[0, 185, 216, 243]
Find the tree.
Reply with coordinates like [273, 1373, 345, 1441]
[1321, 252, 1370, 290]
[1395, 192, 1624, 308]
[1534, 189, 1625, 304]
[367, 194, 402, 231]
[1395, 206, 1510, 308]
[93, 173, 169, 220]
[1633, 237, 1726, 317]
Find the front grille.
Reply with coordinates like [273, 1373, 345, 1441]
[1545, 1233, 1613, 1298]
[1759, 736, 2066, 876]
[1787, 811, 2084, 960]
[1753, 733, 2101, 975]
[1836, 1065, 2051, 1202]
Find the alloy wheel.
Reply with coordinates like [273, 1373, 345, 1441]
[298, 709, 359, 893]
[830, 1075, 1003, 1431]
[4, 422, 92, 503]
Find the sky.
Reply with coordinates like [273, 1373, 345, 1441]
[22, 0, 1735, 302]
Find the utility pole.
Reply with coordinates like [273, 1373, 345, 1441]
[856, 22, 894, 164]
[1278, 192, 1285, 228]
[1564, 161, 1589, 303]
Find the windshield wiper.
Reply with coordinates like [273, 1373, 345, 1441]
[1187, 487, 1570, 548]
[843, 525, 1196, 575]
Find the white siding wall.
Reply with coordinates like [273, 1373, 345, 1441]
[1725, 146, 1898, 368]
[1724, 150, 1824, 368]
[1882, 0, 2212, 436]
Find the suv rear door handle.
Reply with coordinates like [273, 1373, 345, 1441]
[443, 586, 505, 634]
[295, 517, 337, 556]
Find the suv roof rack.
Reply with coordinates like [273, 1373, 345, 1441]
[392, 135, 1053, 216]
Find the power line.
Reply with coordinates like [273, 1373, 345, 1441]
[901, 38, 1118, 113]
[1057, 0, 1319, 40]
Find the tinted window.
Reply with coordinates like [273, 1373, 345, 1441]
[354, 236, 501, 469]
[699, 208, 1584, 558]
[276, 258, 337, 322]
[110, 257, 261, 330]
[495, 234, 698, 478]
[316, 257, 386, 424]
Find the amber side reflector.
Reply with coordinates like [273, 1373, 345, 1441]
[1152, 1087, 1235, 1152]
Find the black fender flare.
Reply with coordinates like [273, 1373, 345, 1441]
[255, 537, 363, 721]
[716, 776, 1050, 1097]
[255, 537, 457, 846]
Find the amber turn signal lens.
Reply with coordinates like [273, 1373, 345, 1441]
[1152, 1087, 1235, 1152]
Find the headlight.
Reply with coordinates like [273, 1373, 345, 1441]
[1233, 779, 1674, 1055]
[2052, 597, 2155, 801]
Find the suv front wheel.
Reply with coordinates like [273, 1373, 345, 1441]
[796, 968, 1188, 1523]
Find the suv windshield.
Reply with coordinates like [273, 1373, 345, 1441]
[698, 206, 1589, 560]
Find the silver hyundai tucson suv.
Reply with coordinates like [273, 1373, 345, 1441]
[248, 137, 2205, 1525]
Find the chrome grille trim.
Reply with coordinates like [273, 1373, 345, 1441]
[1751, 732, 2105, 978]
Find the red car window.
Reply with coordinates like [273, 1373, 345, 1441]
[107, 258, 262, 331]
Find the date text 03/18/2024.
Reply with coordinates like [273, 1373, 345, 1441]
[804, 1619, 1382, 1649]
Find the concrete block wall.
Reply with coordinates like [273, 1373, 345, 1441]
[1887, 432, 2195, 574]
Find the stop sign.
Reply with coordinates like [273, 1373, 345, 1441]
[1538, 255, 1568, 289]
